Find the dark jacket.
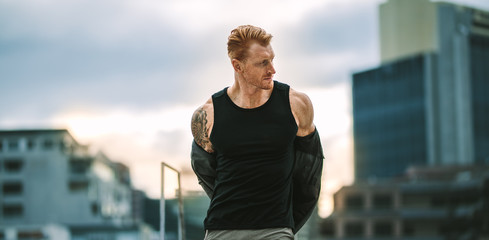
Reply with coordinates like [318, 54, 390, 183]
[191, 128, 324, 233]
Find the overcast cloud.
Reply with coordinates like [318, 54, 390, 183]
[3, 0, 486, 118]
[0, 0, 382, 118]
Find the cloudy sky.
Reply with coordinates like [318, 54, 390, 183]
[1, 0, 488, 217]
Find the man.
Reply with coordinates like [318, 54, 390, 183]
[191, 25, 324, 240]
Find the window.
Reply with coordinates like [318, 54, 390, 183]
[3, 182, 23, 195]
[17, 231, 44, 239]
[320, 220, 335, 236]
[373, 194, 393, 209]
[8, 140, 19, 152]
[2, 203, 23, 217]
[344, 222, 364, 237]
[403, 223, 415, 236]
[345, 194, 365, 210]
[69, 159, 90, 174]
[4, 159, 23, 173]
[374, 222, 393, 237]
[59, 140, 65, 151]
[27, 139, 35, 150]
[91, 202, 98, 215]
[431, 197, 447, 208]
[69, 181, 88, 192]
[43, 139, 53, 150]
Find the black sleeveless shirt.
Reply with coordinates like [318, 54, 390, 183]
[206, 81, 298, 230]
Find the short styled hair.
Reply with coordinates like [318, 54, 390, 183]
[227, 25, 273, 61]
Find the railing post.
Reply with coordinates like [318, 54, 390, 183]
[177, 171, 186, 240]
[160, 163, 165, 240]
[161, 162, 185, 240]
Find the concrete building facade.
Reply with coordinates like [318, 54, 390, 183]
[0, 129, 147, 240]
[321, 166, 489, 239]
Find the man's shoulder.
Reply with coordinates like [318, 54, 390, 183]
[289, 87, 315, 136]
[289, 88, 312, 107]
[194, 97, 214, 115]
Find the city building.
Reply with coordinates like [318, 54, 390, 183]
[353, 0, 489, 181]
[0, 129, 154, 240]
[320, 165, 489, 239]
[334, 1, 489, 239]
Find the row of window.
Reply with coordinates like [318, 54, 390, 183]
[323, 219, 454, 237]
[1, 202, 100, 219]
[346, 221, 395, 237]
[0, 230, 45, 239]
[1, 180, 91, 196]
[69, 159, 91, 174]
[321, 220, 397, 237]
[1, 157, 96, 174]
[342, 191, 481, 210]
[0, 138, 68, 152]
[343, 193, 394, 210]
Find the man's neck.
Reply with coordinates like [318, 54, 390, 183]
[227, 79, 273, 109]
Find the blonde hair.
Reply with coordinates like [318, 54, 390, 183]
[227, 25, 273, 61]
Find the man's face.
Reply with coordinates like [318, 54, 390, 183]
[241, 42, 276, 90]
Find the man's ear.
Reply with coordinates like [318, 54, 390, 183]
[232, 59, 242, 72]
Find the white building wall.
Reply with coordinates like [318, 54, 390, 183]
[0, 130, 133, 227]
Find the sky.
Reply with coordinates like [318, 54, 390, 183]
[1, 0, 489, 217]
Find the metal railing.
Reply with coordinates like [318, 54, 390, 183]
[160, 162, 185, 240]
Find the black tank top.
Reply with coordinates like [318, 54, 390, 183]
[206, 81, 298, 230]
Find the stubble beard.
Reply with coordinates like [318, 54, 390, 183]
[261, 80, 273, 90]
[243, 72, 274, 90]
[248, 79, 273, 90]
[254, 75, 274, 90]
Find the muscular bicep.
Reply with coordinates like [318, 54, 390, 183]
[290, 89, 316, 136]
[191, 102, 215, 153]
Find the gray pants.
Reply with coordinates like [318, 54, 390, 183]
[204, 228, 294, 240]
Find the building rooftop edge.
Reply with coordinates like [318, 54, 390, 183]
[0, 129, 69, 135]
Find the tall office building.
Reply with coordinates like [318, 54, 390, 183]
[352, 0, 489, 181]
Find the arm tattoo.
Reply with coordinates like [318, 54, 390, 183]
[192, 107, 212, 151]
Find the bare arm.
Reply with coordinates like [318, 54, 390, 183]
[191, 98, 215, 153]
[290, 88, 316, 137]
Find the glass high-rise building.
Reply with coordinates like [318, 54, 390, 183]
[352, 0, 489, 181]
[353, 54, 431, 180]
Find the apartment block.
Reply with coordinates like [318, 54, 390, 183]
[0, 129, 148, 240]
